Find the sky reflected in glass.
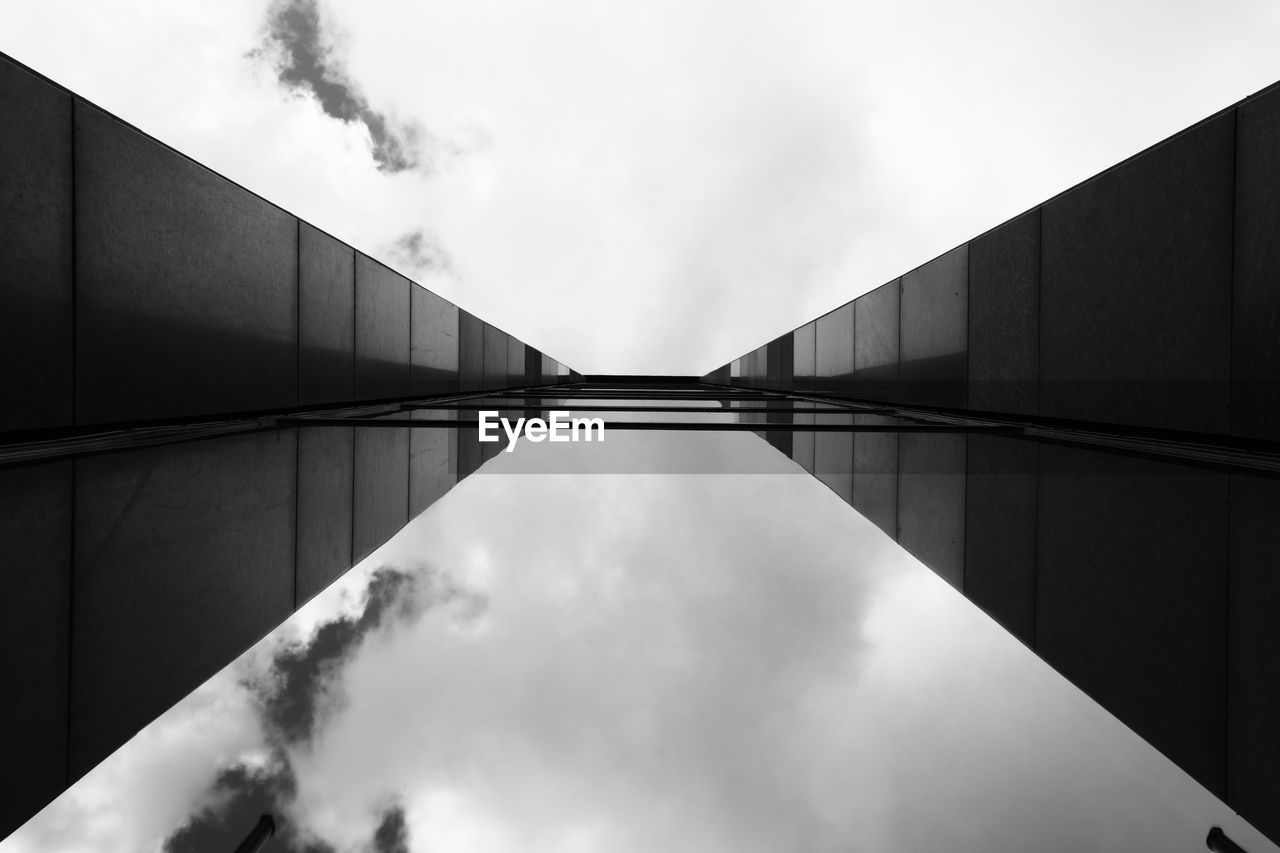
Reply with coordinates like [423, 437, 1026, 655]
[3, 424, 1273, 853]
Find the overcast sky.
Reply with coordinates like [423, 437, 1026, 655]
[1, 0, 1278, 372]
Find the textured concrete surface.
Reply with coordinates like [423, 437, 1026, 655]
[299, 223, 355, 406]
[410, 285, 459, 396]
[901, 246, 968, 409]
[854, 281, 900, 403]
[1040, 113, 1234, 434]
[968, 210, 1040, 416]
[70, 432, 296, 781]
[75, 102, 298, 425]
[296, 426, 354, 606]
[815, 303, 854, 397]
[410, 409, 458, 517]
[1227, 473, 1280, 841]
[964, 435, 1037, 645]
[1036, 445, 1228, 797]
[792, 321, 817, 393]
[0, 57, 73, 432]
[766, 333, 793, 391]
[1233, 88, 1280, 441]
[852, 414, 898, 537]
[353, 422, 410, 562]
[355, 253, 411, 401]
[896, 432, 966, 588]
[459, 310, 484, 393]
[483, 325, 508, 392]
[814, 413, 853, 503]
[0, 461, 72, 837]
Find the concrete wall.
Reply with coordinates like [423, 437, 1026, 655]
[816, 304, 854, 397]
[75, 100, 299, 425]
[711, 80, 1280, 443]
[355, 254, 412, 402]
[778, 421, 1280, 843]
[0, 420, 477, 836]
[0, 51, 579, 837]
[727, 79, 1280, 843]
[0, 58, 72, 432]
[0, 53, 573, 437]
[483, 324, 509, 392]
[300, 223, 356, 406]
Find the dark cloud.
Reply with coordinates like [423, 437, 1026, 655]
[161, 758, 322, 853]
[162, 565, 483, 851]
[165, 772, 412, 853]
[262, 568, 417, 744]
[252, 0, 431, 173]
[160, 568, 441, 851]
[387, 229, 454, 278]
[371, 805, 411, 853]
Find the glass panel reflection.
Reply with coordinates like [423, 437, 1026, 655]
[3, 409, 1275, 853]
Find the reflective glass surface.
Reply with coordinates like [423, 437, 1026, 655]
[3, 384, 1275, 853]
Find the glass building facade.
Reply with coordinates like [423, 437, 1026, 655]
[2, 46, 1280, 853]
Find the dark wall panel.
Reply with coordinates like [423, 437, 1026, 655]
[411, 286, 458, 397]
[852, 414, 898, 537]
[793, 321, 817, 394]
[766, 334, 793, 391]
[900, 246, 967, 409]
[1233, 88, 1280, 441]
[1036, 445, 1227, 796]
[457, 422, 484, 478]
[296, 426, 354, 606]
[299, 223, 355, 406]
[69, 431, 296, 780]
[482, 424, 504, 461]
[459, 310, 484, 393]
[897, 433, 966, 588]
[764, 399, 794, 457]
[508, 339, 525, 389]
[410, 410, 457, 517]
[969, 209, 1040, 416]
[815, 304, 854, 397]
[0, 461, 71, 837]
[0, 58, 73, 433]
[353, 424, 409, 562]
[745, 347, 763, 390]
[1227, 473, 1280, 841]
[964, 436, 1037, 645]
[75, 102, 298, 426]
[483, 325, 508, 392]
[813, 414, 852, 503]
[355, 254, 411, 401]
[790, 403, 815, 474]
[1040, 113, 1234, 434]
[854, 280, 900, 403]
[525, 347, 543, 387]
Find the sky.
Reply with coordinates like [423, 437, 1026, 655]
[1, 0, 1278, 373]
[4, 421, 1278, 853]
